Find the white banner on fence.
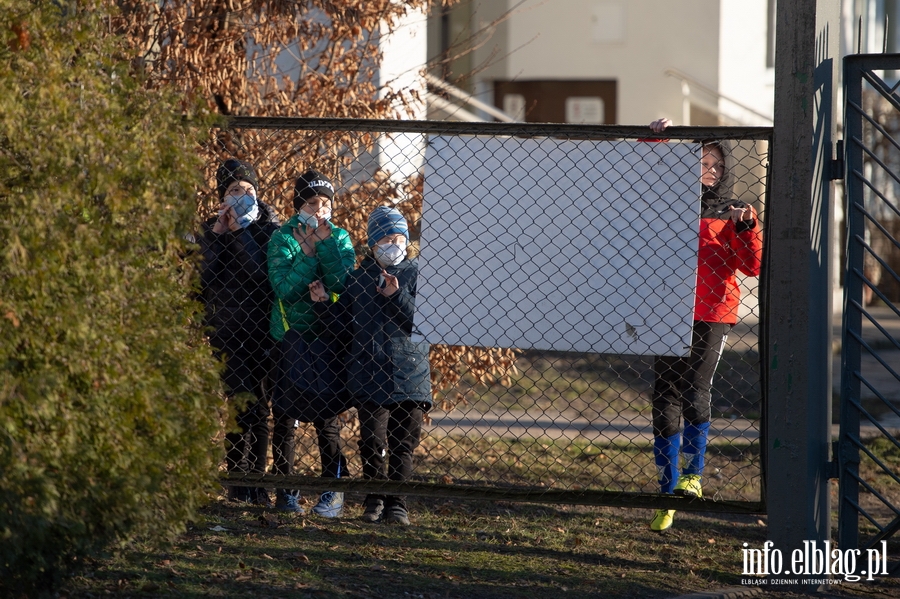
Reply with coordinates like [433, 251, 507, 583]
[416, 135, 701, 356]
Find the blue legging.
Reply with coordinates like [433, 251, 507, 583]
[652, 321, 729, 492]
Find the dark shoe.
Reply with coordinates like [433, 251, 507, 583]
[360, 495, 384, 523]
[227, 486, 253, 503]
[274, 490, 305, 514]
[381, 498, 410, 526]
[251, 487, 271, 507]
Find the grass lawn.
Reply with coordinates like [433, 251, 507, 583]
[58, 350, 899, 599]
[60, 497, 899, 599]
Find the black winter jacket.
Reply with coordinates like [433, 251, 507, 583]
[197, 201, 280, 392]
[319, 256, 432, 408]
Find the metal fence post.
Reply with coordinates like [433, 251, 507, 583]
[838, 54, 865, 555]
[766, 0, 839, 583]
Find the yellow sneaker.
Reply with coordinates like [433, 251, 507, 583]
[650, 509, 676, 532]
[674, 474, 703, 498]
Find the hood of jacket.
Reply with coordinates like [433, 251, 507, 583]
[256, 199, 280, 226]
[699, 140, 740, 217]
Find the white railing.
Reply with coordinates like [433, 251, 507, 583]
[665, 67, 774, 127]
[424, 73, 519, 123]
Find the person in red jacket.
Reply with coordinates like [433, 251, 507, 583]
[646, 119, 763, 532]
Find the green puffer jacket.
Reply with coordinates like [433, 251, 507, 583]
[267, 214, 356, 341]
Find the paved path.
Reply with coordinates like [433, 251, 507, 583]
[830, 301, 900, 428]
[429, 408, 759, 444]
[428, 407, 896, 445]
[428, 297, 900, 443]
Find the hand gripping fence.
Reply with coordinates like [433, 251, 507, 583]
[201, 117, 771, 514]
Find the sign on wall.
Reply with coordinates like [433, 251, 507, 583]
[565, 97, 605, 123]
[416, 135, 701, 356]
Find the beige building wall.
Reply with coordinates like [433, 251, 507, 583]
[718, 0, 775, 124]
[436, 0, 772, 126]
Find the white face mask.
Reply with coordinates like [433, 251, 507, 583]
[298, 212, 319, 229]
[374, 242, 406, 267]
[298, 206, 331, 229]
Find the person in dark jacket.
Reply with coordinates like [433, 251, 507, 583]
[311, 206, 432, 525]
[645, 119, 763, 532]
[198, 158, 281, 505]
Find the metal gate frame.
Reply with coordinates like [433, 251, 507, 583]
[839, 54, 900, 559]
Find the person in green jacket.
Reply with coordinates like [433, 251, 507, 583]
[267, 169, 356, 515]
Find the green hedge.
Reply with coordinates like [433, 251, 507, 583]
[0, 2, 223, 594]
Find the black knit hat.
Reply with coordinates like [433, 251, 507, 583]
[294, 169, 335, 210]
[216, 159, 258, 200]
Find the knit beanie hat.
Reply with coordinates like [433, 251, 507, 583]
[216, 158, 258, 200]
[294, 169, 335, 211]
[367, 206, 409, 247]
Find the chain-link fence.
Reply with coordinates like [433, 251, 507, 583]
[201, 118, 770, 514]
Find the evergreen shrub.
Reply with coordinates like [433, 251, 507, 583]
[0, 2, 223, 594]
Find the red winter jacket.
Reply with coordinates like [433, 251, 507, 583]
[638, 137, 763, 324]
[694, 206, 762, 324]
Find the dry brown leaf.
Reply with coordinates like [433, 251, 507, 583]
[111, 0, 525, 398]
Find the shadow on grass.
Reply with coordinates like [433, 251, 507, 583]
[64, 498, 774, 599]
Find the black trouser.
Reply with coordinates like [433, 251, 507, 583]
[358, 401, 424, 508]
[652, 321, 730, 439]
[225, 387, 270, 475]
[268, 412, 346, 478]
[269, 340, 348, 482]
[270, 410, 298, 477]
[217, 334, 272, 475]
[221, 353, 298, 482]
[314, 416, 347, 479]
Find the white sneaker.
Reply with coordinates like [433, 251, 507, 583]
[312, 491, 344, 518]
